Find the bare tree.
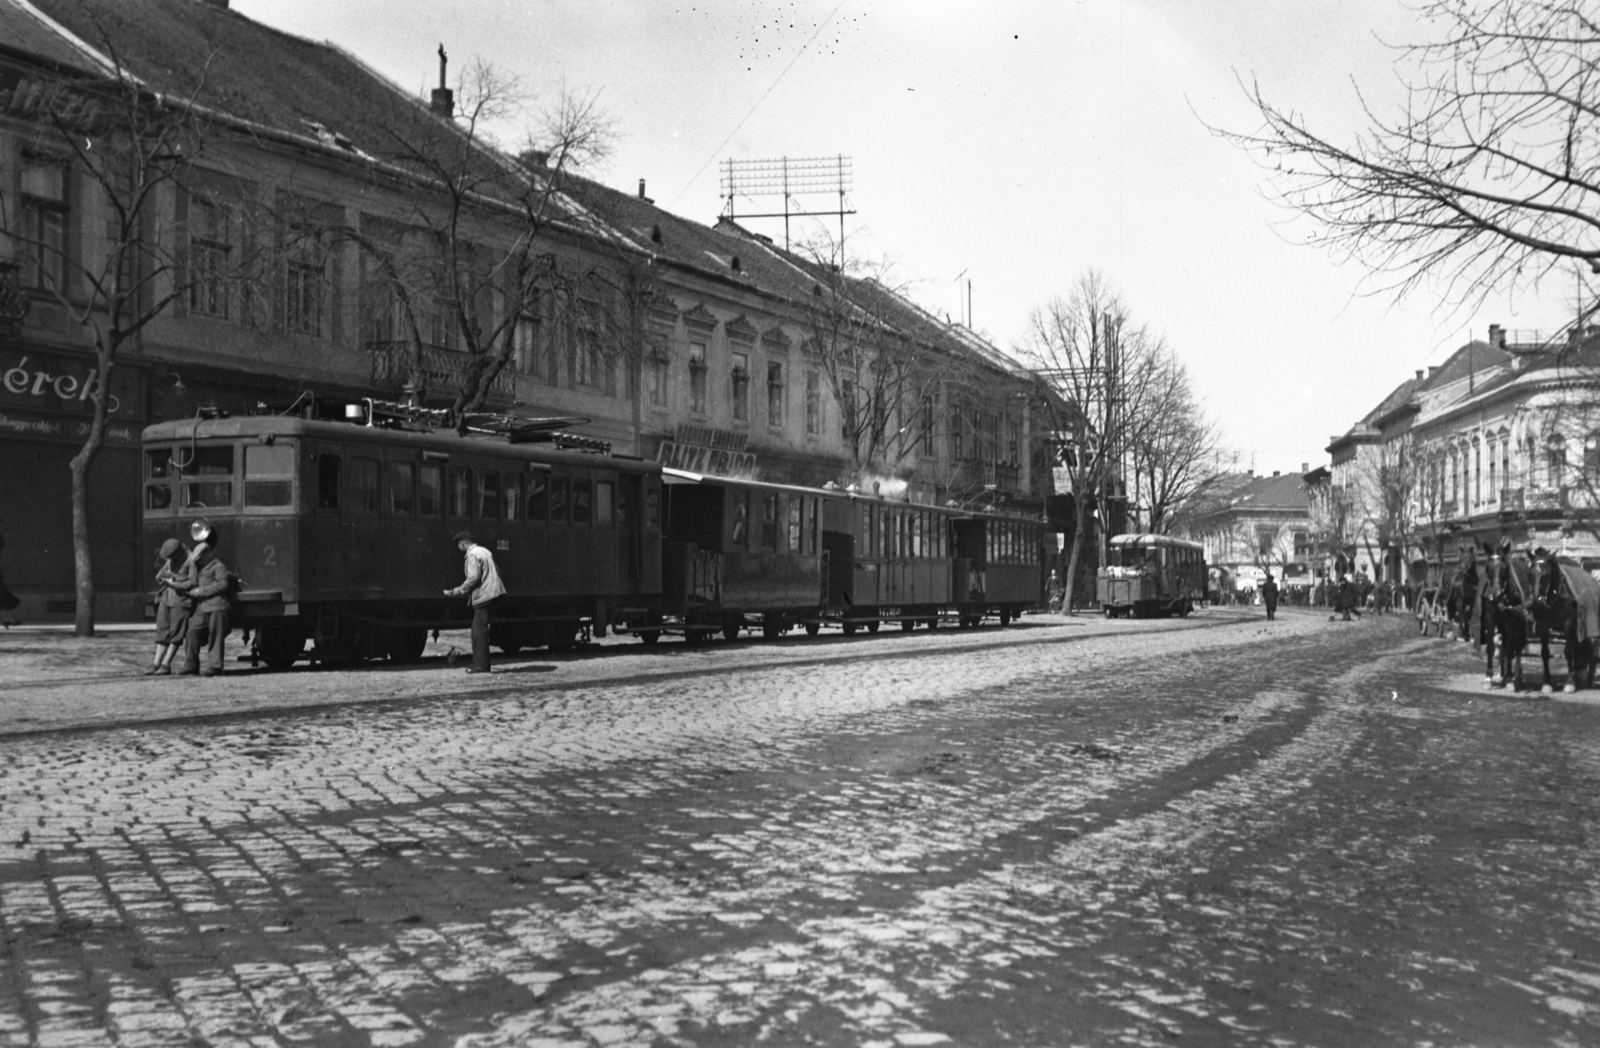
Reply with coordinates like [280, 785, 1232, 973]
[320, 57, 616, 417]
[1348, 438, 1420, 585]
[1015, 271, 1170, 612]
[793, 236, 978, 483]
[0, 44, 253, 635]
[1125, 348, 1224, 532]
[1306, 472, 1360, 594]
[1216, 0, 1600, 308]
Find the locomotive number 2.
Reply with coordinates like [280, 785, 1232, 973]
[262, 545, 277, 567]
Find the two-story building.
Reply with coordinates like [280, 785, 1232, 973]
[0, 0, 1046, 623]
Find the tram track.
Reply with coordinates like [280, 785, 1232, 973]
[0, 614, 1264, 738]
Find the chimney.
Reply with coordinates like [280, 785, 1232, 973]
[1488, 322, 1503, 348]
[1272, 470, 1280, 477]
[430, 45, 454, 119]
[1415, 369, 1424, 380]
[1301, 462, 1309, 473]
[638, 179, 654, 204]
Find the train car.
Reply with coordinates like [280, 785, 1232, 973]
[653, 469, 1046, 638]
[1095, 532, 1206, 618]
[141, 410, 663, 667]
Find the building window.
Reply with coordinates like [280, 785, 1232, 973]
[689, 341, 707, 413]
[20, 161, 67, 291]
[1488, 440, 1498, 504]
[1500, 432, 1511, 495]
[514, 312, 542, 376]
[840, 377, 855, 441]
[188, 198, 232, 318]
[1007, 419, 1021, 464]
[921, 397, 935, 456]
[1292, 529, 1310, 560]
[805, 369, 821, 435]
[950, 408, 964, 461]
[731, 352, 749, 422]
[1473, 439, 1482, 507]
[647, 354, 669, 407]
[767, 360, 784, 427]
[1550, 436, 1569, 485]
[284, 228, 327, 336]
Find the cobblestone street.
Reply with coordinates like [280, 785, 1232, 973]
[1, 610, 1598, 1047]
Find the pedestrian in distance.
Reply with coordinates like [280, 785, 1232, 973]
[1047, 570, 1065, 614]
[1262, 571, 1279, 621]
[181, 521, 232, 677]
[445, 530, 505, 674]
[146, 537, 196, 675]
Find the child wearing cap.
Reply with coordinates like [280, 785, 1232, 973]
[147, 537, 199, 675]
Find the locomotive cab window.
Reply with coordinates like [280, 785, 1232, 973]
[479, 469, 501, 520]
[145, 448, 175, 511]
[527, 473, 548, 522]
[418, 463, 442, 517]
[595, 481, 614, 527]
[548, 476, 569, 524]
[732, 490, 750, 549]
[349, 457, 380, 514]
[572, 479, 593, 526]
[762, 493, 779, 551]
[244, 444, 295, 508]
[182, 446, 234, 509]
[447, 467, 472, 519]
[504, 474, 523, 522]
[317, 454, 341, 511]
[388, 462, 415, 516]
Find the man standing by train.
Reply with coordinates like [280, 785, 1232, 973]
[445, 530, 505, 674]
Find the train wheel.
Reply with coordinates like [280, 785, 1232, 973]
[843, 621, 858, 636]
[639, 629, 661, 646]
[804, 622, 821, 636]
[999, 609, 1012, 626]
[722, 622, 741, 641]
[686, 628, 709, 646]
[956, 615, 970, 629]
[762, 622, 782, 640]
[385, 626, 428, 664]
[900, 619, 915, 632]
[867, 620, 880, 634]
[1103, 605, 1113, 619]
[256, 622, 306, 670]
[927, 616, 939, 629]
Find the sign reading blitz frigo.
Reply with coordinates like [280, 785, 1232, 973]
[656, 423, 758, 479]
[0, 349, 144, 447]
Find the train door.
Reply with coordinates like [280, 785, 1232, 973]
[951, 518, 987, 603]
[312, 448, 346, 593]
[617, 474, 642, 589]
[821, 498, 855, 609]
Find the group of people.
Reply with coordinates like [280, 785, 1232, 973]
[145, 520, 232, 676]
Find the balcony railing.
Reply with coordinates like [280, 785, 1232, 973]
[368, 340, 514, 404]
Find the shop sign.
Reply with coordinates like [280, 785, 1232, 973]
[0, 406, 140, 446]
[0, 350, 143, 421]
[673, 423, 747, 452]
[656, 440, 758, 479]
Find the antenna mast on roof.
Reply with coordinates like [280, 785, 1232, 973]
[720, 155, 855, 253]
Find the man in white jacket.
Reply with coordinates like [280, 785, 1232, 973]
[444, 530, 505, 673]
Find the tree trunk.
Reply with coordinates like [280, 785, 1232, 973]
[68, 358, 112, 637]
[1062, 495, 1092, 615]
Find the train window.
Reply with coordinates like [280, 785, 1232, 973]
[182, 446, 234, 509]
[572, 479, 593, 526]
[761, 493, 778, 550]
[504, 474, 523, 522]
[807, 497, 819, 555]
[388, 462, 415, 516]
[349, 458, 380, 514]
[732, 491, 750, 549]
[859, 504, 871, 556]
[447, 468, 471, 519]
[549, 477, 570, 524]
[244, 445, 295, 508]
[645, 480, 661, 530]
[317, 454, 340, 511]
[479, 470, 501, 520]
[418, 464, 441, 517]
[145, 448, 174, 510]
[788, 496, 802, 552]
[617, 477, 637, 530]
[527, 474, 548, 522]
[595, 481, 614, 527]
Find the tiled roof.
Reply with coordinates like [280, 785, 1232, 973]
[0, 1, 108, 72]
[1225, 471, 1309, 512]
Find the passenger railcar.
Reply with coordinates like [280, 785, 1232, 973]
[653, 469, 1045, 638]
[1095, 532, 1206, 618]
[141, 414, 662, 667]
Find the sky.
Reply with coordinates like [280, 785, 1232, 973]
[234, 0, 1579, 477]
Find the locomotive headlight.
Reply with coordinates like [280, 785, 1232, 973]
[190, 517, 214, 543]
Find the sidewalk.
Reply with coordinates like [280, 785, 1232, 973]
[0, 607, 1278, 737]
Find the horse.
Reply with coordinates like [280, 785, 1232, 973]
[1444, 551, 1478, 643]
[1528, 552, 1600, 693]
[1489, 553, 1531, 689]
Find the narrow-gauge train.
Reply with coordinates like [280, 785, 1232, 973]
[1095, 532, 1206, 618]
[140, 409, 1045, 667]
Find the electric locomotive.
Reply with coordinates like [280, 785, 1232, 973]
[140, 407, 662, 667]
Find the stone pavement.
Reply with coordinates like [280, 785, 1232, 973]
[4, 608, 1594, 1046]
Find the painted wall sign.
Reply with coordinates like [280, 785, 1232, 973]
[656, 440, 758, 479]
[673, 422, 748, 453]
[0, 406, 140, 446]
[0, 350, 144, 421]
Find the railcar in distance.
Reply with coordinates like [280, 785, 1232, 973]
[141, 411, 662, 668]
[1096, 532, 1206, 618]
